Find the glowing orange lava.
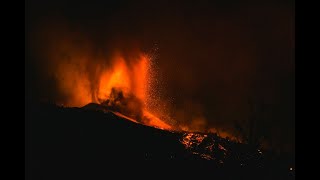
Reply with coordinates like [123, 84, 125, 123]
[143, 111, 172, 130]
[98, 55, 131, 101]
[94, 52, 172, 130]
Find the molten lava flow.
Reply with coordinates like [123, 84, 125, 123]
[111, 111, 139, 124]
[143, 111, 172, 130]
[181, 133, 207, 149]
[180, 132, 229, 161]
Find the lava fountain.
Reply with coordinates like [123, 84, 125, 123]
[50, 46, 173, 131]
[94, 52, 172, 130]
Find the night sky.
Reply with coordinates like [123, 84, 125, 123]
[25, 0, 295, 152]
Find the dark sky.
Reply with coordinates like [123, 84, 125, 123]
[26, 0, 295, 152]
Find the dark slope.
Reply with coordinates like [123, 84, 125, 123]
[25, 102, 294, 179]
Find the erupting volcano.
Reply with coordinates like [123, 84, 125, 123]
[26, 1, 294, 178]
[80, 52, 173, 130]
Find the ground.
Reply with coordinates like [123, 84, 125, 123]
[25, 101, 294, 179]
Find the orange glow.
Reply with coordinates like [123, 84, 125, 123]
[54, 57, 92, 107]
[93, 52, 173, 130]
[132, 54, 148, 102]
[98, 55, 131, 101]
[96, 53, 148, 103]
